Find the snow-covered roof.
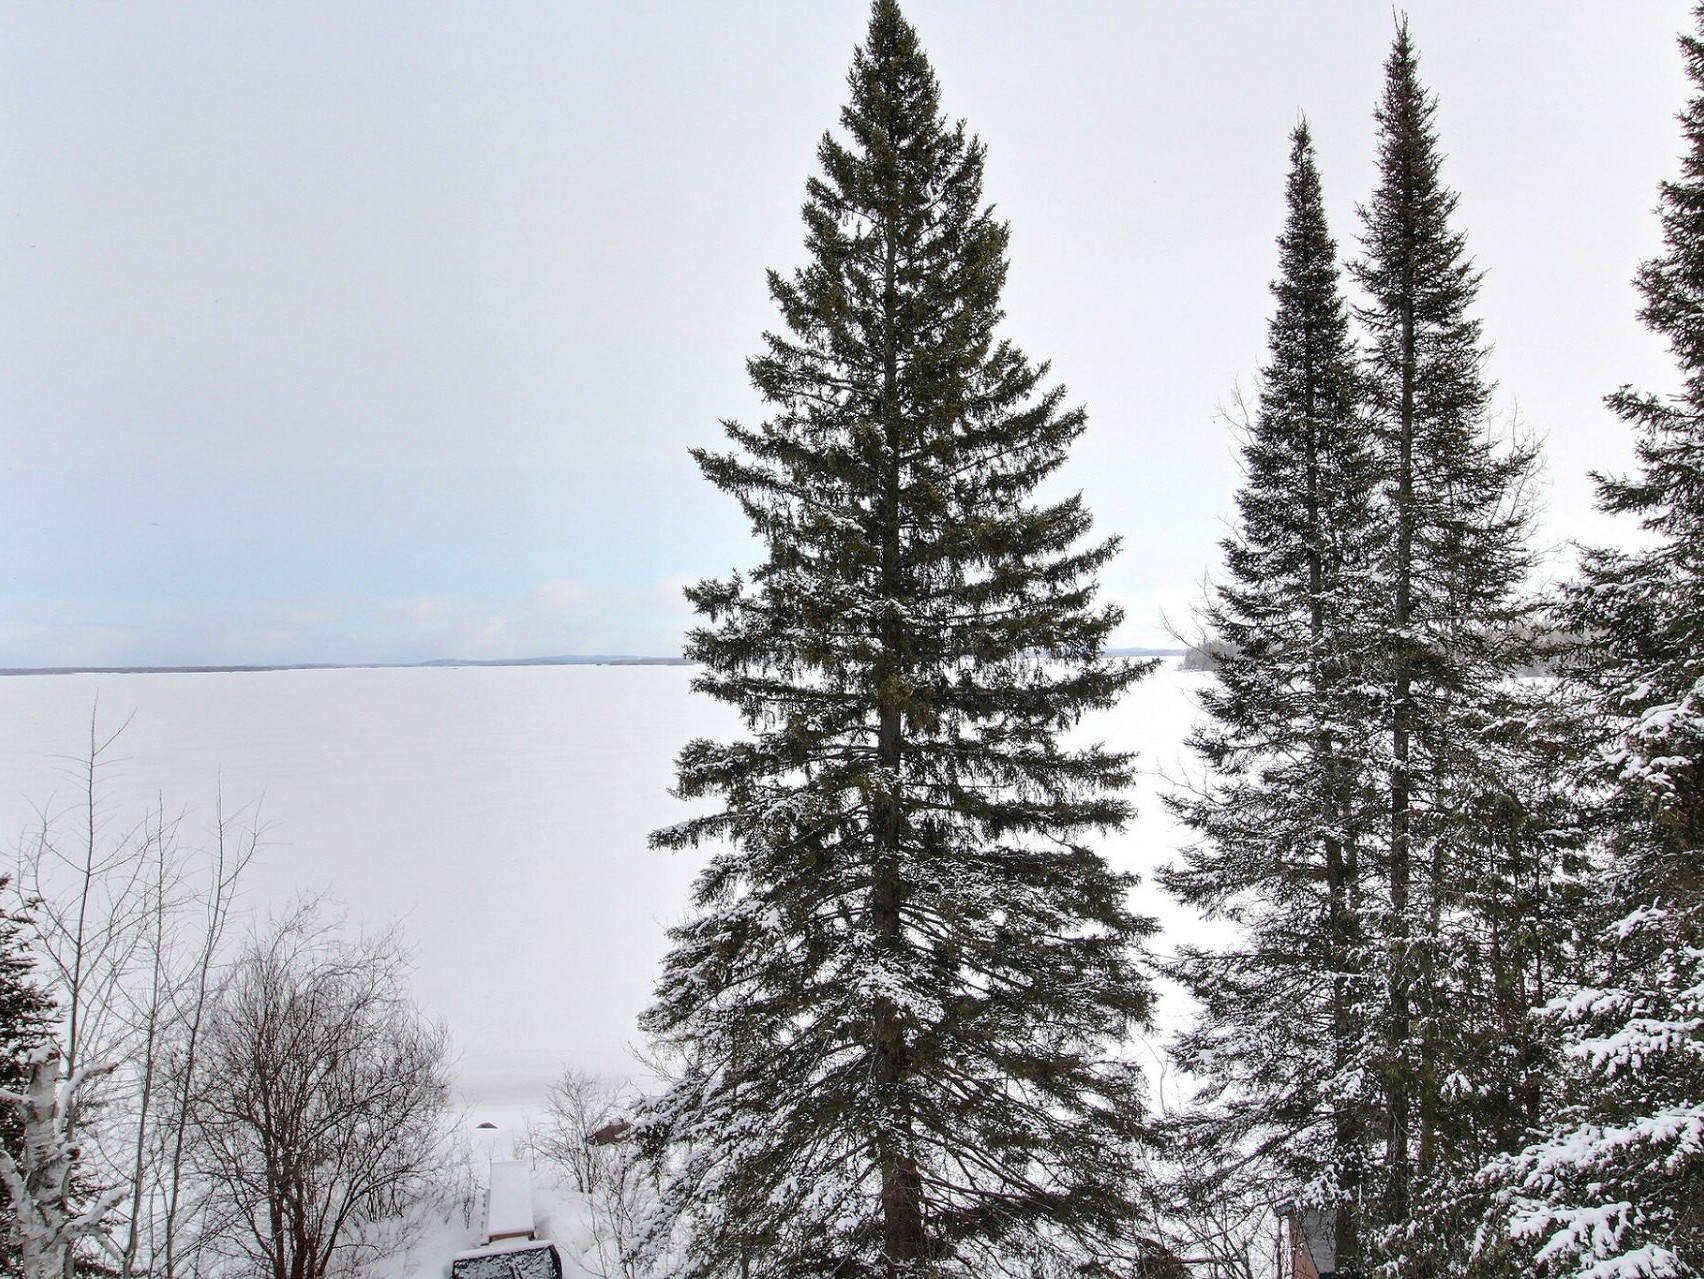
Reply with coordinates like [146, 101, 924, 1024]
[452, 1238, 557, 1262]
[450, 1239, 561, 1279]
[485, 1159, 535, 1243]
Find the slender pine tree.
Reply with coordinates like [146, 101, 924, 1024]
[638, 4, 1156, 1276]
[1351, 23, 1583, 1269]
[1493, 7, 1704, 1273]
[1163, 121, 1384, 1278]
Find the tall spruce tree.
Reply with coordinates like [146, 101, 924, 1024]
[1495, 7, 1704, 1273]
[1351, 23, 1581, 1269]
[638, 4, 1155, 1276]
[1163, 122, 1383, 1277]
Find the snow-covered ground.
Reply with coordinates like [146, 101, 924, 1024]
[0, 660, 1207, 1128]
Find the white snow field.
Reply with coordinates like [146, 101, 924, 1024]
[0, 662, 1209, 1272]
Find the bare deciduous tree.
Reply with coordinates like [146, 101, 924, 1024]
[12, 709, 261, 1279]
[531, 1068, 650, 1279]
[183, 904, 449, 1279]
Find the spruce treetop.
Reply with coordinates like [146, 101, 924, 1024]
[1224, 120, 1373, 618]
[1354, 22, 1487, 427]
[1600, 9, 1704, 550]
[1354, 18, 1536, 644]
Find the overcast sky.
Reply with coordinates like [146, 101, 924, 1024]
[0, 1, 1693, 666]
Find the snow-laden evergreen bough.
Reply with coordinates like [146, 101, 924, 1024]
[637, 3, 1158, 1276]
[1484, 7, 1704, 1275]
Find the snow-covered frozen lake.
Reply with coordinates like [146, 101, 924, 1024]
[0, 661, 1205, 1124]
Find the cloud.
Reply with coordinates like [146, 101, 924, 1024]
[645, 574, 697, 604]
[527, 579, 593, 613]
[386, 578, 691, 663]
[0, 568, 929, 667]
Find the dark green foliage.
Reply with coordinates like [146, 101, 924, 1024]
[1579, 3, 1704, 910]
[1499, 6, 1704, 1271]
[1162, 123, 1383, 1276]
[1171, 28, 1589, 1277]
[638, 4, 1155, 1275]
[0, 888, 54, 1083]
[0, 881, 56, 1276]
[1350, 24, 1585, 1272]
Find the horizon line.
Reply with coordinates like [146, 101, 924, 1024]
[0, 647, 1186, 678]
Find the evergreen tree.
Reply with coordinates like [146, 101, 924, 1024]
[1162, 122, 1384, 1277]
[0, 890, 53, 1091]
[1351, 23, 1580, 1270]
[638, 4, 1155, 1275]
[0, 886, 54, 1277]
[1495, 7, 1704, 1273]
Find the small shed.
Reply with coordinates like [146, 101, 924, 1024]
[1275, 1201, 1336, 1279]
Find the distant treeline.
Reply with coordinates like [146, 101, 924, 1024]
[1182, 627, 1577, 676]
[0, 655, 693, 677]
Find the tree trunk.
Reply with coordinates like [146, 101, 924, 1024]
[1386, 293, 1416, 1226]
[871, 218, 926, 1277]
